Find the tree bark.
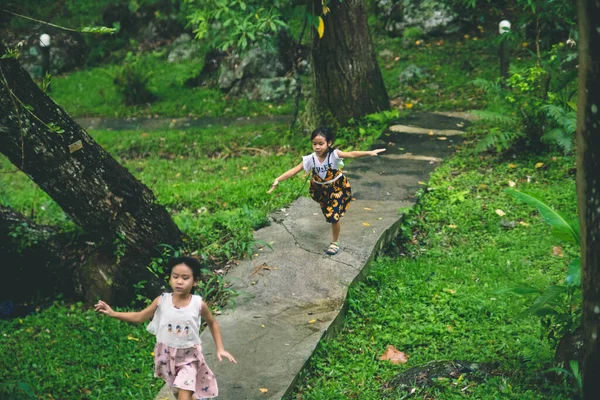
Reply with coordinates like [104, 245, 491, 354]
[576, 1, 600, 398]
[304, 0, 389, 129]
[0, 43, 181, 305]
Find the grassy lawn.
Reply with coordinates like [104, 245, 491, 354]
[292, 143, 578, 399]
[0, 26, 579, 399]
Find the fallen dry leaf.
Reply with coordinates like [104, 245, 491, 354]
[519, 221, 530, 227]
[259, 388, 268, 393]
[553, 246, 563, 257]
[379, 345, 409, 364]
[429, 130, 434, 135]
[495, 209, 506, 217]
[364, 207, 373, 211]
[438, 137, 448, 141]
[448, 224, 458, 229]
[508, 180, 516, 187]
[508, 164, 517, 169]
[362, 222, 371, 227]
[535, 162, 544, 168]
[308, 319, 317, 324]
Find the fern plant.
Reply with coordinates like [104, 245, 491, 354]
[498, 189, 580, 343]
[540, 102, 577, 154]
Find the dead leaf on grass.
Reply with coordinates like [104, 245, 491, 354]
[379, 345, 409, 364]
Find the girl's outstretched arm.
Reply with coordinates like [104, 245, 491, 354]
[94, 296, 160, 323]
[336, 148, 386, 159]
[201, 300, 237, 363]
[267, 161, 304, 194]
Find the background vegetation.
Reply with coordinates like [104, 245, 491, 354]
[0, 0, 581, 398]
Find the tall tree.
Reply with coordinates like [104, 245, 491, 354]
[186, 0, 389, 129]
[304, 0, 389, 128]
[0, 42, 182, 304]
[576, 0, 600, 398]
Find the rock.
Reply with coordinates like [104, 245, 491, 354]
[398, 64, 429, 84]
[376, 0, 461, 37]
[167, 34, 204, 63]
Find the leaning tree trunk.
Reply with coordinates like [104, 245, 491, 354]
[576, 1, 600, 398]
[0, 43, 182, 305]
[304, 0, 389, 129]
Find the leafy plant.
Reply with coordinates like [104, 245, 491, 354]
[540, 103, 577, 154]
[109, 59, 155, 106]
[402, 26, 424, 41]
[499, 189, 580, 342]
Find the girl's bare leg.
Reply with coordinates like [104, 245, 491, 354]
[331, 220, 341, 243]
[177, 389, 193, 400]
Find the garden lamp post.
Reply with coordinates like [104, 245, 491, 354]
[39, 33, 51, 90]
[499, 20, 511, 79]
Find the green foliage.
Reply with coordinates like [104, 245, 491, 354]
[501, 189, 581, 342]
[185, 0, 287, 51]
[540, 103, 577, 154]
[0, 302, 159, 399]
[108, 57, 155, 106]
[402, 26, 424, 40]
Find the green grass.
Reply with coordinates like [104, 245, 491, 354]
[292, 141, 578, 399]
[49, 51, 294, 119]
[376, 32, 501, 112]
[0, 302, 159, 399]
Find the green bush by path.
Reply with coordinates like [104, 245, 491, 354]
[292, 141, 578, 399]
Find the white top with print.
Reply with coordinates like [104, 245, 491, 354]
[302, 149, 344, 179]
[147, 293, 202, 348]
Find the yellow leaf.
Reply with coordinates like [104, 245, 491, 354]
[259, 388, 269, 393]
[308, 319, 317, 324]
[519, 221, 530, 227]
[418, 181, 426, 185]
[507, 163, 517, 169]
[448, 224, 458, 229]
[464, 34, 470, 40]
[127, 334, 139, 341]
[405, 103, 413, 109]
[261, 324, 265, 328]
[508, 180, 516, 187]
[415, 40, 421, 45]
[535, 162, 544, 168]
[362, 222, 371, 227]
[495, 209, 506, 217]
[317, 16, 325, 39]
[429, 130, 434, 135]
[522, 42, 529, 47]
[241, 166, 248, 170]
[363, 207, 373, 210]
[438, 137, 447, 140]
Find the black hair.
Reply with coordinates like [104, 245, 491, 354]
[311, 126, 335, 154]
[166, 256, 202, 282]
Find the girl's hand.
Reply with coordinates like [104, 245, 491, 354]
[266, 180, 278, 194]
[94, 300, 114, 316]
[369, 148, 386, 156]
[217, 349, 237, 363]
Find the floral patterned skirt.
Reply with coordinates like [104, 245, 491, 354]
[154, 342, 218, 399]
[309, 170, 352, 223]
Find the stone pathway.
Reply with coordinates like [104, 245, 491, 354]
[154, 112, 474, 400]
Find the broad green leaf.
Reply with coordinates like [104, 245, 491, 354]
[506, 189, 579, 245]
[494, 285, 541, 295]
[566, 258, 581, 287]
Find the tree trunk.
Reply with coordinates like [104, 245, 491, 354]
[304, 0, 389, 129]
[0, 44, 182, 305]
[576, 1, 600, 398]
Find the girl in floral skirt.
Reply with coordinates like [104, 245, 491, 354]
[94, 256, 236, 400]
[268, 127, 385, 255]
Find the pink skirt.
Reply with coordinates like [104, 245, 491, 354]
[154, 342, 218, 399]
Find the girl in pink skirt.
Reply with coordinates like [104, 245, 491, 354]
[95, 256, 236, 400]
